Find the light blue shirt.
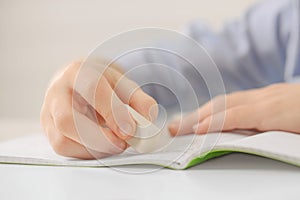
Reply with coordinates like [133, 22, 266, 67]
[119, 0, 300, 109]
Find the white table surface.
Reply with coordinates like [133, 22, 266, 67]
[1, 120, 300, 200]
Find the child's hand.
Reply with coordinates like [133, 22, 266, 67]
[168, 83, 300, 135]
[40, 60, 157, 159]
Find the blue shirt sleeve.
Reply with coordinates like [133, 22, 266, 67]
[118, 0, 299, 108]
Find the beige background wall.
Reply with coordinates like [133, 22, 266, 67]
[0, 0, 259, 120]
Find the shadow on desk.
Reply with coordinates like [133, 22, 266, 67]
[189, 153, 300, 171]
[113, 153, 300, 172]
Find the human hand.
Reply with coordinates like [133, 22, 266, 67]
[168, 83, 300, 135]
[40, 60, 157, 159]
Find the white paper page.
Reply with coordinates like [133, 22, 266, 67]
[2, 130, 298, 168]
[0, 130, 251, 169]
[0, 132, 206, 169]
[216, 131, 300, 166]
[175, 132, 250, 167]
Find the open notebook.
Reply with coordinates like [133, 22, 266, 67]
[1, 106, 300, 169]
[0, 130, 300, 169]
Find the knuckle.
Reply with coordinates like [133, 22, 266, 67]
[69, 60, 84, 70]
[142, 96, 157, 108]
[103, 67, 115, 80]
[50, 134, 69, 156]
[45, 78, 62, 97]
[75, 68, 104, 100]
[130, 95, 158, 118]
[55, 60, 84, 85]
[53, 112, 73, 133]
[85, 79, 98, 98]
[101, 108, 115, 124]
[90, 76, 109, 103]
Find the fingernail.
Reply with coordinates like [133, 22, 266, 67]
[193, 123, 200, 132]
[119, 122, 133, 136]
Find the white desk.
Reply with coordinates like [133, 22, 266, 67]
[0, 120, 299, 200]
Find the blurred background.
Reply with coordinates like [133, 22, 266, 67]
[0, 0, 259, 122]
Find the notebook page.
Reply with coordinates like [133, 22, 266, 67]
[0, 132, 203, 169]
[175, 132, 249, 167]
[216, 131, 300, 166]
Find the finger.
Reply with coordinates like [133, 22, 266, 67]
[193, 105, 262, 134]
[128, 89, 158, 122]
[168, 110, 200, 136]
[72, 90, 105, 124]
[199, 90, 260, 120]
[46, 118, 112, 159]
[50, 94, 127, 154]
[168, 95, 228, 136]
[72, 110, 128, 154]
[73, 66, 136, 139]
[168, 90, 258, 136]
[46, 73, 106, 129]
[106, 67, 158, 121]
